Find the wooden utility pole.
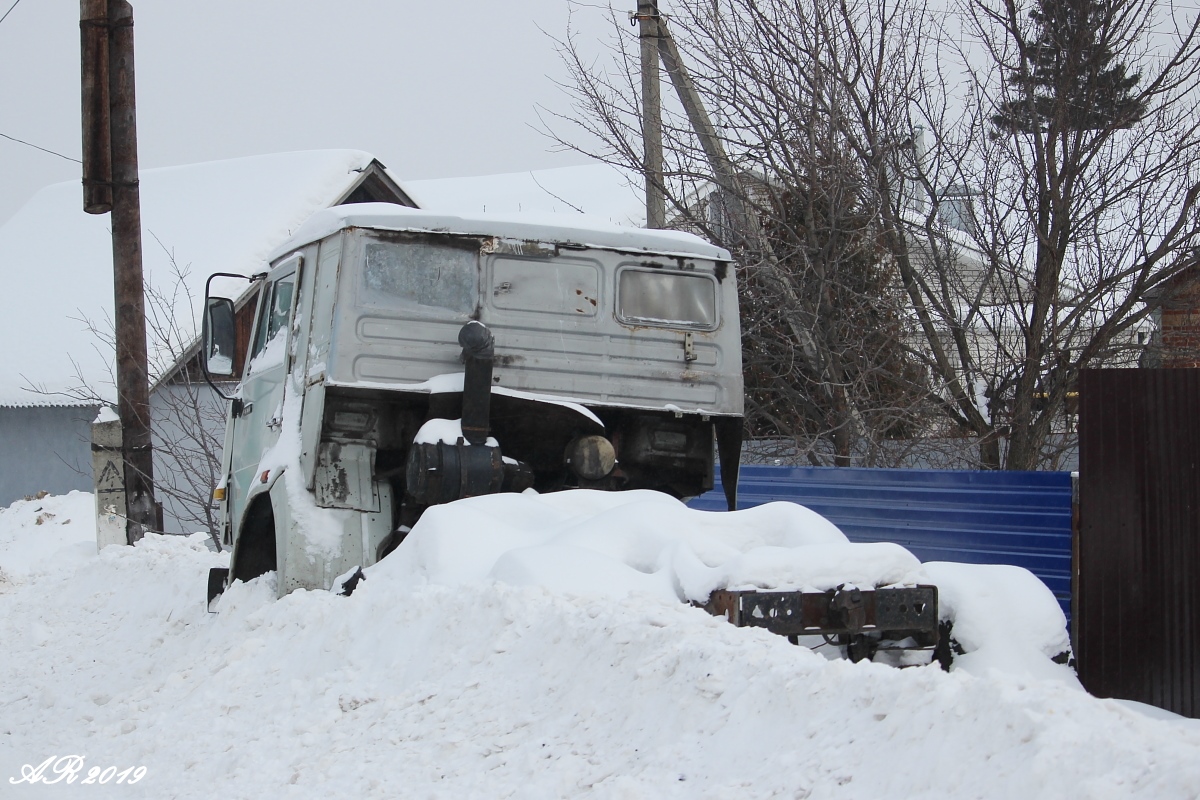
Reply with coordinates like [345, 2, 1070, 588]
[80, 0, 158, 543]
[655, 28, 744, 234]
[80, 0, 112, 213]
[636, 1, 666, 229]
[650, 12, 830, 375]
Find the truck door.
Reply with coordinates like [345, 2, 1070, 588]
[227, 254, 301, 539]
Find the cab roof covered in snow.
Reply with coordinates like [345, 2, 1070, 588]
[269, 203, 732, 264]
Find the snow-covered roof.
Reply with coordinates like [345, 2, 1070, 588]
[405, 163, 646, 226]
[0, 399, 99, 410]
[0, 150, 402, 406]
[272, 204, 730, 264]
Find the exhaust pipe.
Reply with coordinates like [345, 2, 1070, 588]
[459, 321, 494, 446]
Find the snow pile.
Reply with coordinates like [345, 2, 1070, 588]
[379, 489, 1077, 683]
[379, 489, 922, 603]
[3, 492, 1200, 799]
[926, 561, 1076, 684]
[0, 491, 96, 586]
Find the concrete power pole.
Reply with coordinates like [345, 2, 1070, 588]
[80, 0, 158, 544]
[636, 1, 666, 229]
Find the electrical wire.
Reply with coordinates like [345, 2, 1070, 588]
[0, 0, 23, 28]
[0, 132, 81, 164]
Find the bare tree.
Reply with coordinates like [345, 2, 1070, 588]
[547, 0, 1200, 469]
[26, 239, 228, 542]
[546, 0, 966, 466]
[949, 0, 1200, 468]
[140, 243, 229, 537]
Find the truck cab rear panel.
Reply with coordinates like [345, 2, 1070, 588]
[323, 228, 742, 415]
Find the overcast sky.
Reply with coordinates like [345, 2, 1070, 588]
[0, 0, 619, 226]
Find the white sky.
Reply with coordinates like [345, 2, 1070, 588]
[0, 0, 619, 226]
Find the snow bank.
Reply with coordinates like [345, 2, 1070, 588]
[3, 491, 1200, 799]
[377, 490, 1074, 679]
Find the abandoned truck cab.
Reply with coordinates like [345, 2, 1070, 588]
[203, 205, 744, 598]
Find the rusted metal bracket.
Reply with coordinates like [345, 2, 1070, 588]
[703, 585, 941, 662]
[629, 9, 667, 25]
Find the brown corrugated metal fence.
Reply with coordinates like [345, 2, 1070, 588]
[1078, 369, 1200, 718]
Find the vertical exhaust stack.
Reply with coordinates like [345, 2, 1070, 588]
[458, 321, 494, 446]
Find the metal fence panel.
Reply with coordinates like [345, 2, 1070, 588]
[688, 465, 1074, 618]
[1078, 369, 1200, 718]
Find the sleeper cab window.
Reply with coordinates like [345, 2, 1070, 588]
[617, 266, 718, 330]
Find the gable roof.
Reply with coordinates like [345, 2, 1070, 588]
[0, 150, 412, 406]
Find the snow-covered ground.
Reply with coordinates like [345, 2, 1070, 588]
[2, 490, 1199, 799]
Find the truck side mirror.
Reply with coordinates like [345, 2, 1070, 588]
[203, 297, 237, 377]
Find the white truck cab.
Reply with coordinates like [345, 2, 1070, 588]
[203, 205, 743, 599]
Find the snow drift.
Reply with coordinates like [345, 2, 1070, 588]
[377, 489, 1073, 677]
[2, 490, 1198, 799]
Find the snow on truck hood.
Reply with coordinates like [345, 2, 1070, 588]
[268, 203, 732, 263]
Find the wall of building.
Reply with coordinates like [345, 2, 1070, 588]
[0, 405, 99, 507]
[151, 383, 228, 536]
[0, 388, 230, 535]
[1159, 275, 1200, 368]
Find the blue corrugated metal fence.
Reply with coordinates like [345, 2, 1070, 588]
[688, 465, 1074, 618]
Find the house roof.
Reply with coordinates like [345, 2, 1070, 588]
[0, 150, 408, 406]
[405, 163, 645, 226]
[1143, 262, 1200, 303]
[0, 154, 652, 407]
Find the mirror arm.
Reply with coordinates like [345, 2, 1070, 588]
[202, 272, 266, 402]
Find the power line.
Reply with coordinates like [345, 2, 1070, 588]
[0, 132, 82, 164]
[0, 0, 23, 27]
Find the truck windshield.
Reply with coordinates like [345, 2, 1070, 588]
[360, 239, 478, 315]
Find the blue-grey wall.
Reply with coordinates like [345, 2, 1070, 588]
[0, 405, 99, 506]
[0, 389, 231, 535]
